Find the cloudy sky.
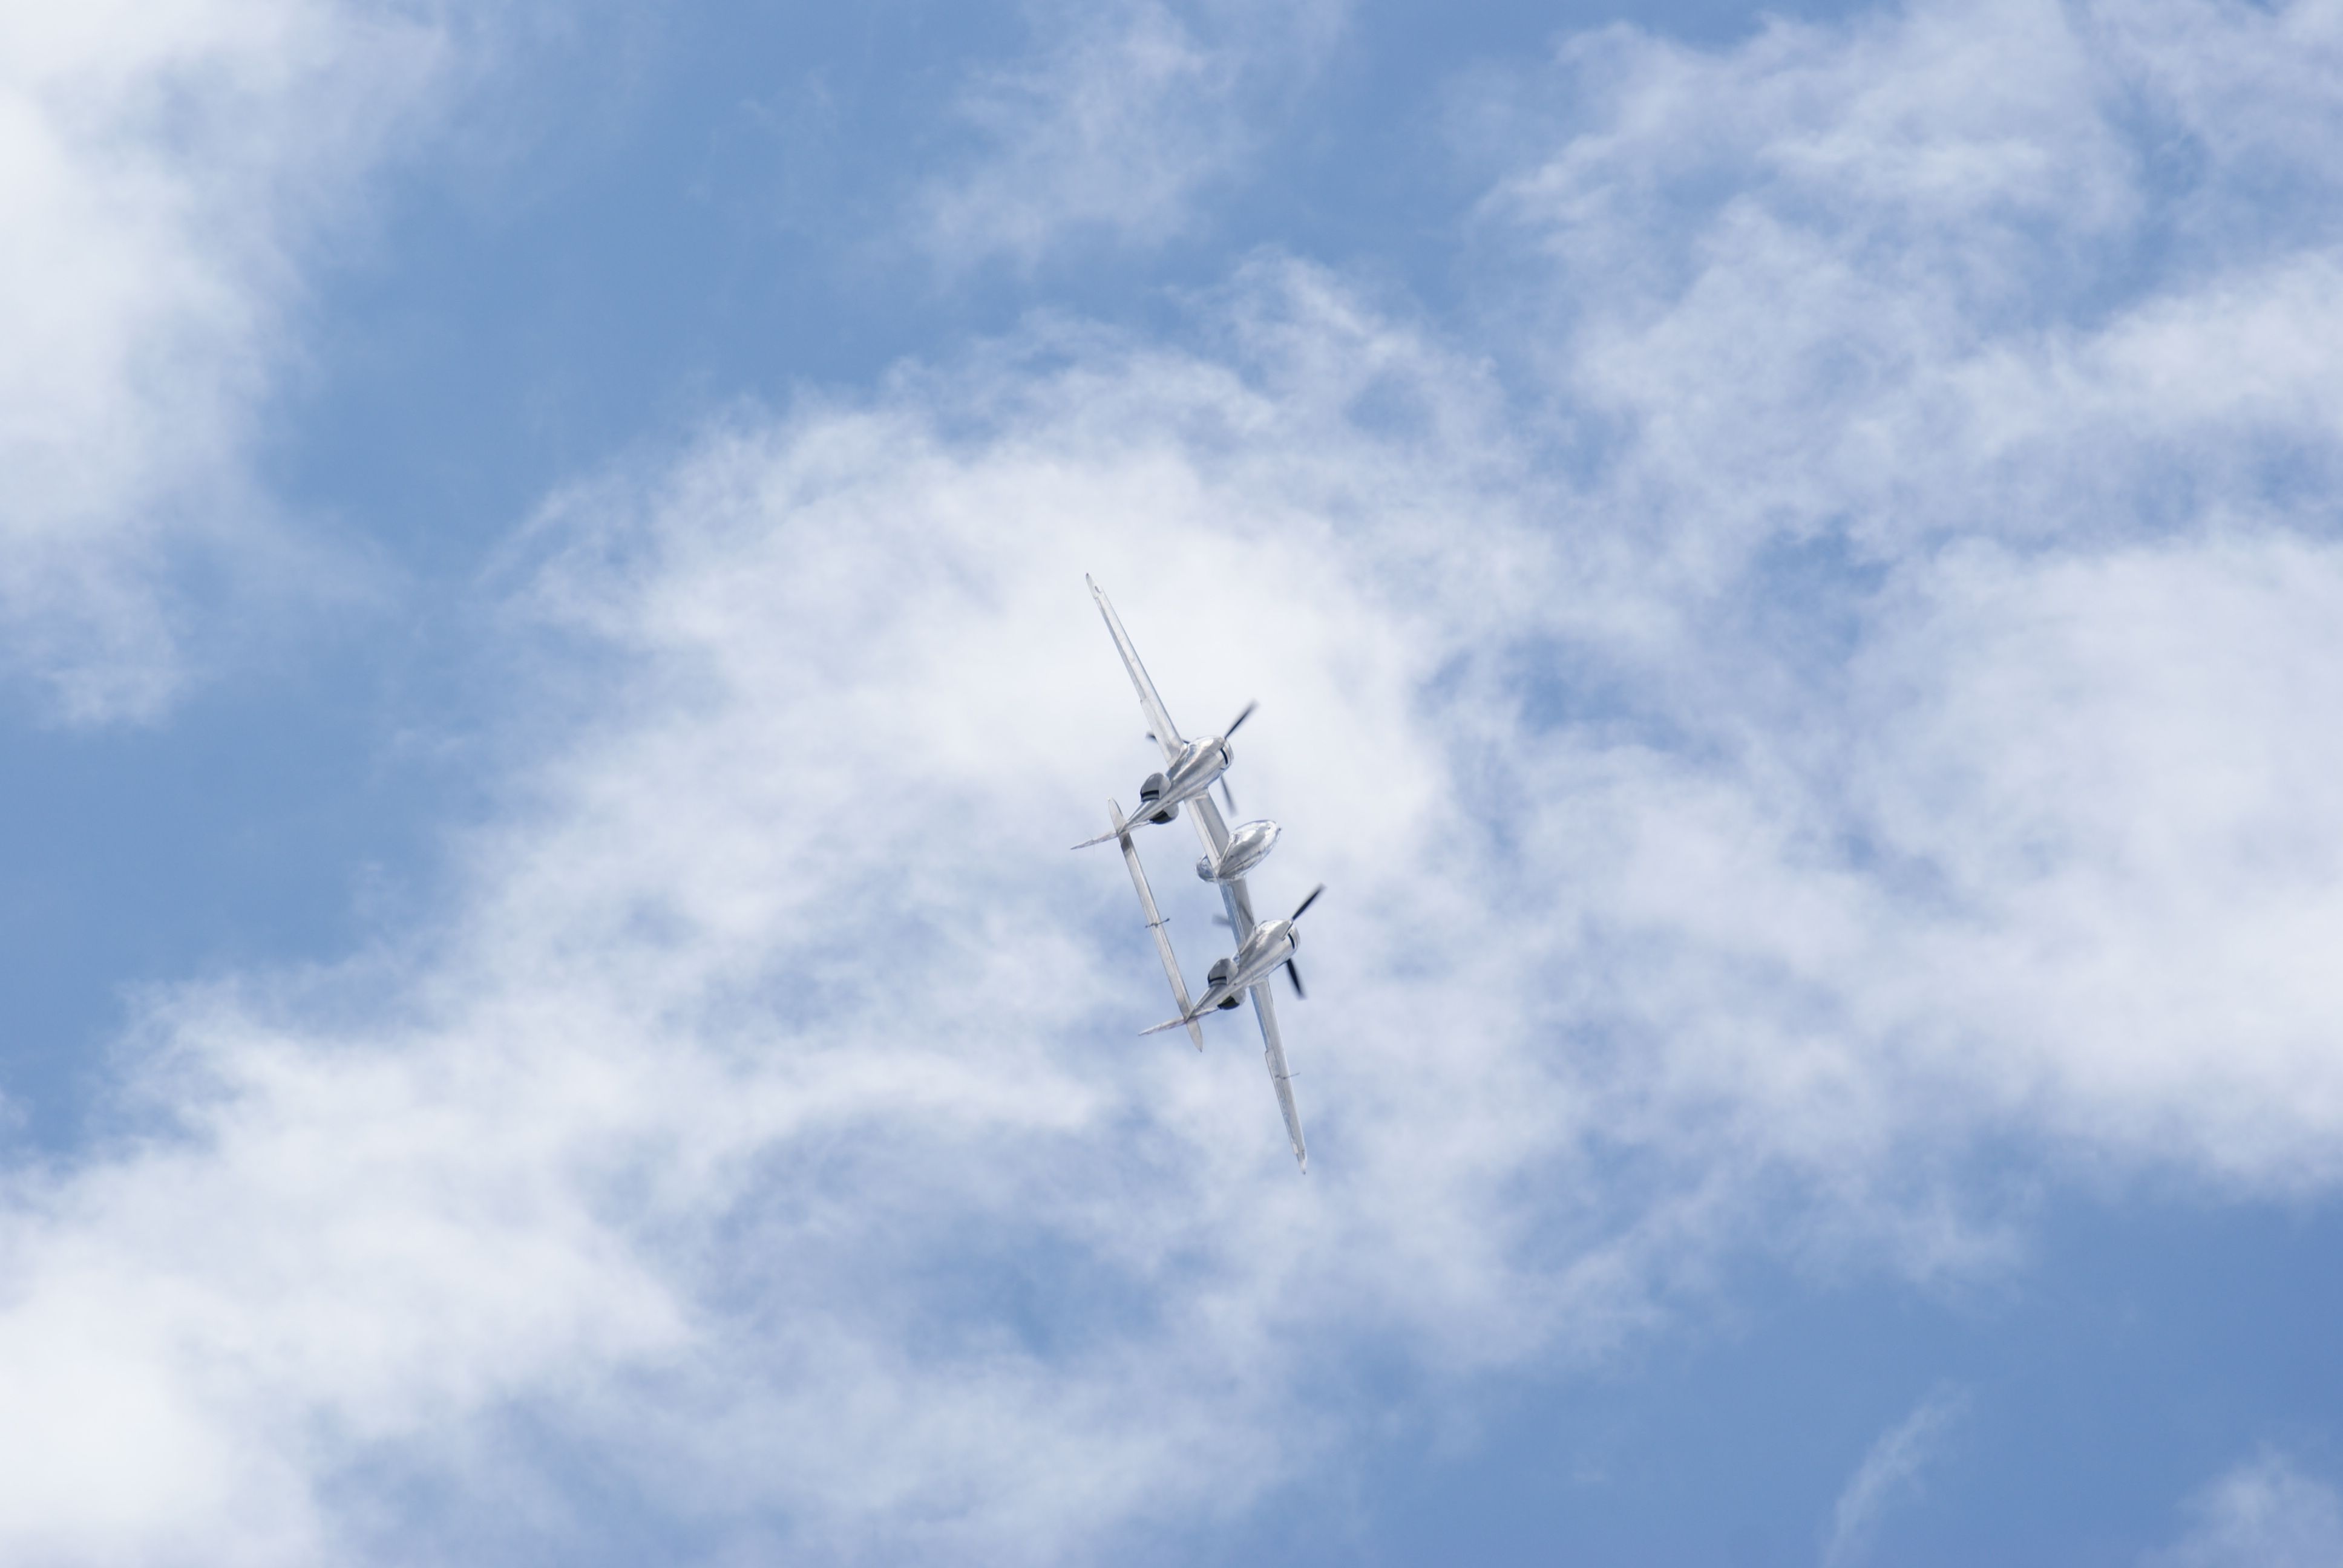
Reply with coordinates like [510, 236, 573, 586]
[4, 0, 2342, 1561]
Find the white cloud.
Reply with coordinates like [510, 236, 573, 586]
[1470, 0, 2343, 1199]
[0, 0, 459, 720]
[1823, 1385, 1968, 1566]
[0, 266, 1607, 1562]
[6, 0, 2343, 1560]
[2151, 1451, 2343, 1568]
[1840, 538, 2343, 1183]
[917, 0, 1346, 270]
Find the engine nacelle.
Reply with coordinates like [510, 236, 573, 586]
[1204, 958, 1244, 1008]
[1139, 771, 1179, 825]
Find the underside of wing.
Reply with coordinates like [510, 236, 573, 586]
[1112, 800, 1207, 1051]
[1087, 576, 1186, 768]
[1248, 981, 1307, 1172]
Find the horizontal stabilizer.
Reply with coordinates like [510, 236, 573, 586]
[1073, 810, 1169, 851]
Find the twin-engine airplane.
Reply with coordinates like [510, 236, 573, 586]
[1076, 575, 1312, 1172]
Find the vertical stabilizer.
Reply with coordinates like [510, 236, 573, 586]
[1112, 799, 1208, 1051]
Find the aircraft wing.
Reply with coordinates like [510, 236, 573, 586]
[1110, 800, 1206, 1051]
[1087, 575, 1186, 769]
[1248, 981, 1308, 1172]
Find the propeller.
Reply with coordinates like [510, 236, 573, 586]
[1289, 884, 1325, 923]
[1217, 775, 1239, 814]
[1285, 959, 1306, 999]
[1222, 700, 1257, 740]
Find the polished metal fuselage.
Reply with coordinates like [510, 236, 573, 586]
[1196, 817, 1279, 883]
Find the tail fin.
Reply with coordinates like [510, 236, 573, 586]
[1111, 798, 1207, 1050]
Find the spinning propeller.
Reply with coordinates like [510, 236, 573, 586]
[1283, 884, 1324, 999]
[1211, 883, 1324, 999]
[1216, 701, 1255, 812]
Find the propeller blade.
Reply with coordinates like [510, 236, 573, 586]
[1213, 914, 1232, 928]
[1285, 959, 1306, 999]
[1222, 700, 1257, 739]
[1218, 776, 1237, 814]
[1290, 883, 1325, 922]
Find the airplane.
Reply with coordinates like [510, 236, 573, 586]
[1080, 575, 1310, 1172]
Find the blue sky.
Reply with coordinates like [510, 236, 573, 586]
[5, 0, 2343, 1562]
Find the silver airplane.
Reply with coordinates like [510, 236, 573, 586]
[1080, 575, 1310, 1172]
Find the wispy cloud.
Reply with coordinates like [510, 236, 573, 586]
[1471, 0, 2343, 1198]
[1823, 1385, 1968, 1566]
[6, 0, 2343, 1559]
[0, 0, 463, 720]
[0, 262, 1572, 1561]
[916, 0, 1345, 270]
[2150, 1451, 2343, 1568]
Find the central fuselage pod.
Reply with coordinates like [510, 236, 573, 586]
[1196, 818, 1280, 883]
[1138, 734, 1232, 824]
